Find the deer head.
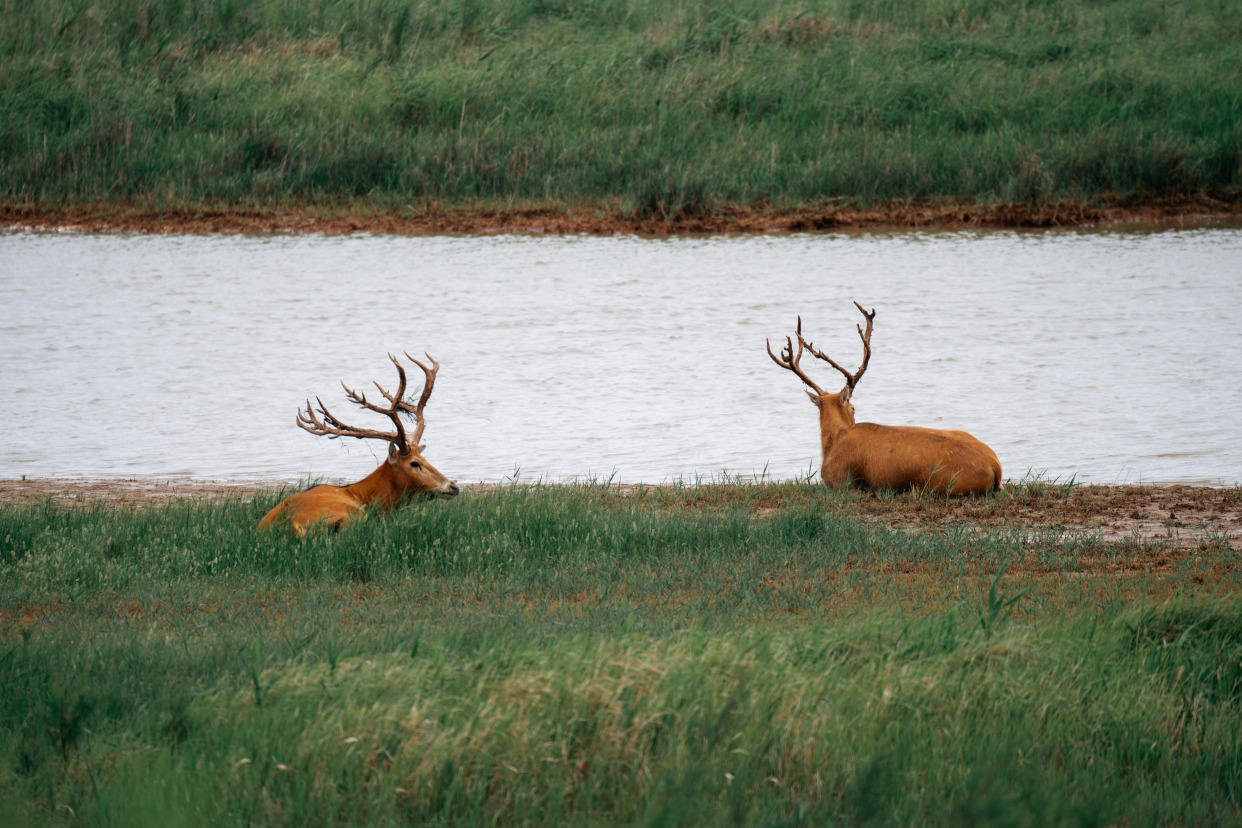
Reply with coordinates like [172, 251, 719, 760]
[295, 353, 459, 498]
[766, 301, 876, 431]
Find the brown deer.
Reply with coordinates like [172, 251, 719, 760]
[767, 303, 1002, 495]
[258, 353, 460, 534]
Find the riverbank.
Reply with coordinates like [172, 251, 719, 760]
[4, 477, 1237, 553]
[4, 195, 1242, 236]
[2, 480, 1239, 824]
[4, 1, 1239, 218]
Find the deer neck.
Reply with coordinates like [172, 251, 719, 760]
[343, 462, 406, 510]
[817, 405, 852, 461]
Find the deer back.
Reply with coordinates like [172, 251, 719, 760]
[825, 423, 1002, 495]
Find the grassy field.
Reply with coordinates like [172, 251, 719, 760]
[2, 0, 1240, 220]
[2, 481, 1240, 825]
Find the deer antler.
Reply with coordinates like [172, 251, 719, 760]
[296, 353, 419, 450]
[767, 316, 827, 396]
[798, 301, 875, 390]
[403, 352, 439, 446]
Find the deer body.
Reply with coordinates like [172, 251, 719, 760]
[259, 449, 459, 535]
[769, 304, 1002, 496]
[258, 353, 459, 535]
[819, 418, 1001, 494]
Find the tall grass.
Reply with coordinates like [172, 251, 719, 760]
[7, 607, 1242, 825]
[2, 0, 1239, 212]
[2, 484, 1240, 824]
[0, 482, 1171, 601]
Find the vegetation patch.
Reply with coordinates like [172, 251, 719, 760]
[1, 481, 1239, 824]
[2, 0, 1240, 229]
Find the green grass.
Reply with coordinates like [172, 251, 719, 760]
[2, 0, 1240, 214]
[2, 483, 1240, 825]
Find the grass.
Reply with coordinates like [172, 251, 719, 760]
[2, 0, 1240, 215]
[2, 482, 1240, 825]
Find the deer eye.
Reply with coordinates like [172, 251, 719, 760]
[409, 461, 422, 470]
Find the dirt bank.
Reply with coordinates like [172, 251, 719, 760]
[3, 478, 1237, 553]
[4, 195, 1241, 236]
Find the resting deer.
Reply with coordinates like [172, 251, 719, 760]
[767, 303, 1002, 495]
[258, 353, 460, 534]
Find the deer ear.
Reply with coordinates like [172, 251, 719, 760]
[838, 388, 852, 405]
[805, 390, 820, 405]
[387, 443, 400, 464]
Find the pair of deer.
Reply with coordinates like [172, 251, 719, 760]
[260, 303, 1001, 534]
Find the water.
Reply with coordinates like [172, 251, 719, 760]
[2, 227, 1240, 486]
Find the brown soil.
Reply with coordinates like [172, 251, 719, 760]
[4, 478, 1237, 554]
[846, 483, 1242, 545]
[3, 195, 1241, 236]
[0, 477, 278, 508]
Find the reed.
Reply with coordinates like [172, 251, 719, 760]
[2, 0, 1238, 214]
[0, 482, 1181, 599]
[2, 483, 1240, 825]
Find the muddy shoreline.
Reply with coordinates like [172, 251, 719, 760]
[3, 477, 1237, 553]
[4, 195, 1241, 236]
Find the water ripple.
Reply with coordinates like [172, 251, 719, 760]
[1, 227, 1240, 485]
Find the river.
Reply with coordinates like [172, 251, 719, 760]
[2, 226, 1240, 485]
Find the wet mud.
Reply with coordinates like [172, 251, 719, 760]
[4, 195, 1241, 236]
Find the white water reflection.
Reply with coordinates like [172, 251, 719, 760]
[1, 227, 1240, 485]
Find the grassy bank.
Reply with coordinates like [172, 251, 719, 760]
[2, 483, 1240, 825]
[2, 0, 1240, 221]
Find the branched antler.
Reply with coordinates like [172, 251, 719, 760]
[296, 353, 439, 451]
[403, 352, 438, 446]
[768, 303, 876, 394]
[766, 316, 827, 396]
[797, 301, 875, 391]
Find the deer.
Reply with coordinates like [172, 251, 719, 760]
[258, 352, 461, 535]
[767, 303, 1002, 495]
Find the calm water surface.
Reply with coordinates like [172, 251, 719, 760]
[2, 227, 1240, 485]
